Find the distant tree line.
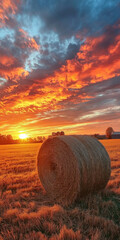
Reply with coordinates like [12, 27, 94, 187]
[0, 134, 14, 144]
[0, 132, 65, 145]
[26, 136, 46, 143]
[0, 134, 46, 145]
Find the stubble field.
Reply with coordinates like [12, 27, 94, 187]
[0, 139, 120, 240]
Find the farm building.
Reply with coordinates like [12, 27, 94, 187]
[111, 132, 120, 139]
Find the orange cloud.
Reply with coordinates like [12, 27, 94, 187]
[0, 0, 20, 26]
[49, 31, 120, 89]
[0, 45, 29, 83]
[17, 28, 40, 51]
[0, 55, 28, 82]
[0, 55, 14, 66]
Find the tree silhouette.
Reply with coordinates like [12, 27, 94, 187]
[0, 134, 13, 144]
[106, 127, 114, 139]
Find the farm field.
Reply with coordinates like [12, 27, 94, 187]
[0, 139, 120, 240]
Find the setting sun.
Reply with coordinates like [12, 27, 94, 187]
[19, 133, 28, 139]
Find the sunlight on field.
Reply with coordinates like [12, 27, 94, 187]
[100, 140, 120, 196]
[0, 140, 120, 239]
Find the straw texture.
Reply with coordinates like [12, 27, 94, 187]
[37, 135, 111, 205]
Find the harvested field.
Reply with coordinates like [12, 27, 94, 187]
[0, 139, 120, 240]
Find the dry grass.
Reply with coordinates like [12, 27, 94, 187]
[0, 140, 120, 240]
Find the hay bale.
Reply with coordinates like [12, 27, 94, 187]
[37, 135, 111, 205]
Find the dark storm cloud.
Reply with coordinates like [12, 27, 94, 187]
[0, 35, 28, 64]
[0, 39, 27, 86]
[40, 42, 80, 70]
[21, 0, 120, 38]
[66, 43, 80, 60]
[0, 45, 23, 72]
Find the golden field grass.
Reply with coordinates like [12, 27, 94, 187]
[0, 139, 120, 240]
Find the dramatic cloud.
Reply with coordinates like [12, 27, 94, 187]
[0, 0, 120, 138]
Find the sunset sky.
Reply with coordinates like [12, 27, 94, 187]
[0, 0, 120, 138]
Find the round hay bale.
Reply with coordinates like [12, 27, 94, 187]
[37, 135, 111, 205]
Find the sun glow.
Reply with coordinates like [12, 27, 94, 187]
[19, 133, 28, 139]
